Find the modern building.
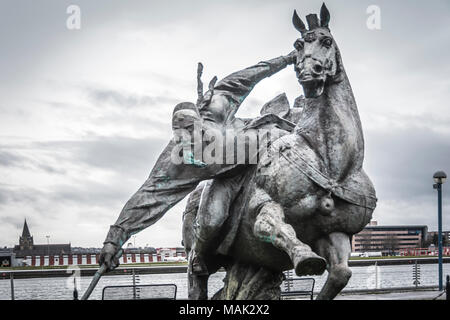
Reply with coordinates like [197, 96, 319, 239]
[156, 247, 186, 258]
[13, 219, 71, 258]
[351, 221, 428, 255]
[426, 231, 450, 246]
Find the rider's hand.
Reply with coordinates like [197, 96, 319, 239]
[285, 50, 298, 65]
[99, 243, 121, 272]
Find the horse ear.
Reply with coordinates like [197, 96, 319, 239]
[208, 76, 217, 91]
[320, 3, 330, 28]
[292, 10, 307, 33]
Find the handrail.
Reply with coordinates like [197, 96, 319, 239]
[101, 283, 177, 300]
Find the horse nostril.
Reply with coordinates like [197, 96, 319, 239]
[313, 64, 323, 74]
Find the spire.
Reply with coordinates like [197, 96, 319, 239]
[22, 219, 31, 238]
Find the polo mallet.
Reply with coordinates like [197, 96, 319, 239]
[81, 250, 122, 300]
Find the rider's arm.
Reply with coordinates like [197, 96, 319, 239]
[213, 52, 296, 120]
[101, 141, 200, 253]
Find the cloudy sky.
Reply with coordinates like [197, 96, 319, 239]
[1, 0, 449, 249]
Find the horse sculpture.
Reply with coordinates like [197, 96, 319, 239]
[183, 4, 377, 300]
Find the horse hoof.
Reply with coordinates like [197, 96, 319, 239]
[294, 254, 327, 276]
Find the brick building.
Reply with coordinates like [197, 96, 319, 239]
[351, 221, 428, 255]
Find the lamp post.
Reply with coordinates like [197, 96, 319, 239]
[433, 170, 447, 291]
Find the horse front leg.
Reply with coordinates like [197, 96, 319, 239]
[253, 201, 326, 276]
[314, 232, 352, 300]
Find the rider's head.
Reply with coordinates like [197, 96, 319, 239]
[172, 102, 200, 130]
[172, 102, 199, 116]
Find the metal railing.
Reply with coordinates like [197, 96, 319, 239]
[102, 283, 177, 300]
[1, 260, 449, 300]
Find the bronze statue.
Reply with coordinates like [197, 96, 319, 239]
[95, 3, 377, 301]
[183, 4, 377, 300]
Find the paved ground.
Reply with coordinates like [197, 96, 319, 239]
[285, 289, 447, 300]
[335, 290, 446, 300]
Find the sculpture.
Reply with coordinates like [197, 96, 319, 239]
[98, 51, 297, 270]
[97, 3, 377, 301]
[183, 4, 377, 300]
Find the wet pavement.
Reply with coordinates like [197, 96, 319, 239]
[335, 289, 446, 300]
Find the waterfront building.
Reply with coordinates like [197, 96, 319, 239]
[156, 247, 186, 259]
[426, 230, 450, 246]
[351, 221, 428, 255]
[6, 221, 187, 267]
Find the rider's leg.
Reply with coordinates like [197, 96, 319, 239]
[190, 175, 245, 274]
[314, 232, 352, 300]
[253, 197, 326, 276]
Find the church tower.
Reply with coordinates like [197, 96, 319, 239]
[19, 219, 34, 250]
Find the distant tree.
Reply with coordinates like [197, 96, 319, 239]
[360, 232, 373, 252]
[422, 236, 432, 248]
[431, 233, 439, 246]
[442, 233, 450, 247]
[383, 234, 399, 256]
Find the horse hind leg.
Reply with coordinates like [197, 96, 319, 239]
[253, 201, 326, 276]
[314, 232, 352, 300]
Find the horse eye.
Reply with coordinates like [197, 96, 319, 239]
[322, 38, 332, 48]
[294, 39, 304, 51]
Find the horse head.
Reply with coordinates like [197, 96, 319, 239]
[292, 3, 344, 98]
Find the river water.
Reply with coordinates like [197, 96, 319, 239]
[1, 263, 449, 300]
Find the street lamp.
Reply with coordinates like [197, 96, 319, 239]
[433, 170, 447, 291]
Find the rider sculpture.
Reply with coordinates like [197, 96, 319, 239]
[98, 52, 304, 271]
[99, 4, 377, 300]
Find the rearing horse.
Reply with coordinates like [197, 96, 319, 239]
[183, 4, 377, 300]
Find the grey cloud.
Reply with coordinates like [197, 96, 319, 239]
[0, 185, 46, 210]
[0, 180, 128, 216]
[0, 215, 26, 230]
[31, 135, 168, 180]
[86, 88, 181, 109]
[0, 149, 67, 174]
[0, 135, 169, 210]
[0, 150, 23, 167]
[365, 124, 450, 204]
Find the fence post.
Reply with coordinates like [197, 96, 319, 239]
[132, 269, 136, 299]
[73, 277, 78, 300]
[10, 272, 14, 300]
[375, 262, 378, 289]
[412, 260, 421, 289]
